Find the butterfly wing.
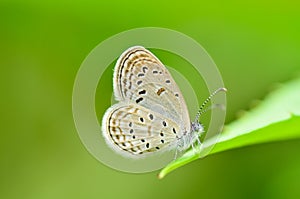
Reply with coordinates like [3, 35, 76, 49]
[113, 46, 190, 134]
[102, 102, 181, 157]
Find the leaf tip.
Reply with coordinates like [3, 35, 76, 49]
[157, 172, 165, 179]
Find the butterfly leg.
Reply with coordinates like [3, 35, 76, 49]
[192, 136, 201, 155]
[174, 144, 187, 160]
[191, 141, 196, 153]
[174, 148, 179, 160]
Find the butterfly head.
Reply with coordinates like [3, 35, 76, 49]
[191, 121, 204, 134]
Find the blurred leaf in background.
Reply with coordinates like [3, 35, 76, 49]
[0, 0, 300, 199]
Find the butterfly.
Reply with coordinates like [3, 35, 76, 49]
[102, 46, 226, 158]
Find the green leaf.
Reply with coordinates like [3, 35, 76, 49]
[158, 77, 300, 179]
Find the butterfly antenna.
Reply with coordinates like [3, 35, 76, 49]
[194, 87, 227, 122]
[196, 104, 226, 118]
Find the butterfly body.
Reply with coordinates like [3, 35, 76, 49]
[102, 46, 205, 158]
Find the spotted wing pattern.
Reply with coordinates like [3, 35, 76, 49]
[102, 46, 190, 157]
[102, 102, 181, 157]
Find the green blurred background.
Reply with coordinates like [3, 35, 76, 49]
[1, 0, 300, 198]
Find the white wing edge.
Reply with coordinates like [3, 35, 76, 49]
[101, 102, 140, 159]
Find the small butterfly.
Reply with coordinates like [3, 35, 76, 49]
[102, 46, 226, 158]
